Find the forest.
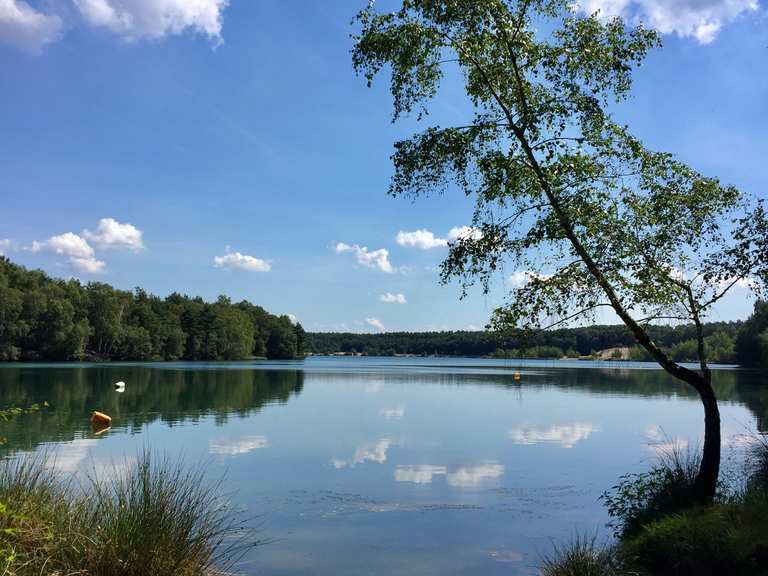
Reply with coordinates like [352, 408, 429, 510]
[0, 257, 305, 361]
[307, 302, 768, 367]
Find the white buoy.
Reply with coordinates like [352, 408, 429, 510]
[114, 381, 126, 392]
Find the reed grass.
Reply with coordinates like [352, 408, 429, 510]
[0, 452, 259, 576]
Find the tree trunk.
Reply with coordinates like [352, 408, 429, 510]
[693, 380, 721, 503]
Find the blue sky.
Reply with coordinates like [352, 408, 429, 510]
[0, 0, 766, 332]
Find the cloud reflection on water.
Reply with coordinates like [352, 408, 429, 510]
[332, 437, 393, 469]
[394, 462, 504, 487]
[379, 406, 405, 420]
[508, 423, 600, 448]
[209, 435, 269, 456]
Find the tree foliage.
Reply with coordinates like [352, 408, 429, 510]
[736, 300, 768, 368]
[0, 258, 304, 362]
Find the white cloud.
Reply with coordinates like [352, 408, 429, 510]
[446, 463, 504, 488]
[577, 0, 758, 44]
[0, 0, 62, 53]
[396, 229, 448, 250]
[396, 225, 481, 250]
[379, 292, 407, 304]
[209, 435, 268, 456]
[394, 464, 448, 484]
[508, 270, 554, 287]
[0, 238, 14, 255]
[28, 219, 146, 275]
[365, 317, 386, 332]
[70, 256, 107, 274]
[31, 232, 94, 259]
[508, 423, 600, 448]
[83, 217, 144, 251]
[287, 313, 298, 324]
[447, 225, 483, 241]
[30, 232, 106, 274]
[213, 247, 271, 272]
[379, 406, 405, 420]
[73, 0, 229, 42]
[335, 242, 395, 273]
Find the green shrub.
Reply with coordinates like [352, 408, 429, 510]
[621, 496, 768, 576]
[540, 535, 624, 576]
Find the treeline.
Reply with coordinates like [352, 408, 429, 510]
[306, 324, 741, 359]
[0, 257, 305, 361]
[308, 303, 768, 366]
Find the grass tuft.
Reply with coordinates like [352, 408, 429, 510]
[746, 434, 768, 491]
[0, 451, 260, 575]
[540, 535, 624, 576]
[601, 443, 702, 537]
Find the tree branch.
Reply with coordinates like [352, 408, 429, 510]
[539, 303, 613, 330]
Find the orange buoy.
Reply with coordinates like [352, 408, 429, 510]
[90, 410, 112, 427]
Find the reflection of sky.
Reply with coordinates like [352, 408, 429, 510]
[447, 463, 504, 487]
[45, 437, 97, 472]
[394, 462, 504, 488]
[209, 435, 269, 456]
[379, 406, 405, 420]
[508, 423, 600, 448]
[394, 464, 448, 484]
[332, 438, 392, 468]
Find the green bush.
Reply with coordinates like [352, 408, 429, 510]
[621, 494, 768, 576]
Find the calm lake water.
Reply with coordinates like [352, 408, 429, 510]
[1, 357, 766, 575]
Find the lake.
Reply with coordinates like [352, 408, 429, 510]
[1, 357, 766, 575]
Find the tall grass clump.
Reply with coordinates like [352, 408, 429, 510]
[601, 445, 702, 537]
[0, 452, 259, 575]
[746, 434, 768, 491]
[0, 454, 73, 572]
[540, 535, 625, 576]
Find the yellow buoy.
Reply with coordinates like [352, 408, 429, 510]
[513, 371, 521, 381]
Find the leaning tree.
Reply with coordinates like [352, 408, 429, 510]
[352, 0, 768, 501]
